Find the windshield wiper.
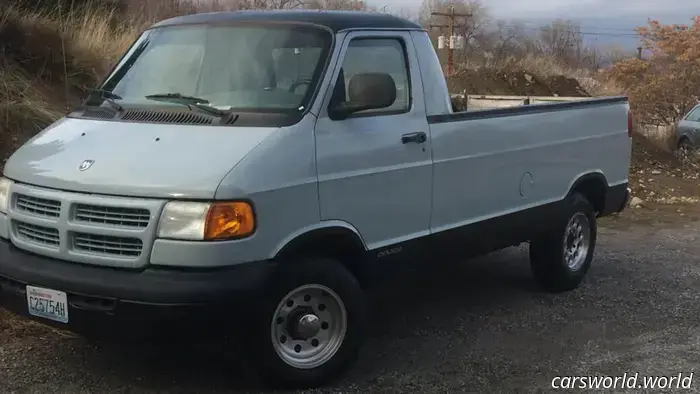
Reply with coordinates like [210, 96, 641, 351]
[86, 88, 124, 112]
[145, 92, 209, 103]
[144, 92, 232, 118]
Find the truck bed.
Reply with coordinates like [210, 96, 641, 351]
[427, 93, 630, 236]
[450, 94, 593, 112]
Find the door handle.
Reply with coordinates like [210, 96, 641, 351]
[401, 132, 427, 144]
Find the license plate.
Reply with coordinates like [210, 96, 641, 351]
[26, 285, 69, 324]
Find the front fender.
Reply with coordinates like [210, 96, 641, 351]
[272, 220, 367, 258]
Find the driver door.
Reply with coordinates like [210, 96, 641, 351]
[313, 31, 433, 255]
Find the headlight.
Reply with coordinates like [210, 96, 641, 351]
[0, 177, 13, 214]
[157, 201, 255, 241]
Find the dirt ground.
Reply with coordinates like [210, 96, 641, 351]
[447, 69, 590, 97]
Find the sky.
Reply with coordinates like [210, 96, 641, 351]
[370, 0, 698, 49]
[372, 0, 698, 20]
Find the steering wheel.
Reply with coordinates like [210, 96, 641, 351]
[288, 79, 313, 94]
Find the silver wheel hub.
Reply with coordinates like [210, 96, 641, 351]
[271, 284, 347, 369]
[296, 314, 321, 338]
[563, 212, 591, 271]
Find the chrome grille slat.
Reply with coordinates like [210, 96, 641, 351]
[73, 233, 143, 257]
[15, 194, 61, 217]
[15, 222, 60, 247]
[74, 204, 150, 228]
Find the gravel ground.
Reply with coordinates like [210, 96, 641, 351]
[2, 212, 700, 393]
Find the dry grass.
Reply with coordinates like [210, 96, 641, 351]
[0, 4, 141, 147]
[62, 8, 141, 69]
[483, 54, 585, 78]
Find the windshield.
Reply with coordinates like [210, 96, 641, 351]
[99, 23, 333, 112]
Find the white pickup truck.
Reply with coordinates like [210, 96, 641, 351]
[0, 10, 631, 388]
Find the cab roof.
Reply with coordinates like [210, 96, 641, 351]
[151, 10, 424, 33]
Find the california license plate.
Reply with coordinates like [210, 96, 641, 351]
[26, 285, 69, 324]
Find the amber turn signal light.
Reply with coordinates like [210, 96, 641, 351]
[204, 201, 255, 240]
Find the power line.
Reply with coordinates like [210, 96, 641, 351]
[504, 21, 643, 33]
[497, 24, 641, 37]
[425, 17, 642, 37]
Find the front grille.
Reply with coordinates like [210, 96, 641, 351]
[9, 185, 160, 269]
[15, 222, 60, 247]
[73, 233, 143, 257]
[15, 194, 61, 218]
[74, 204, 150, 228]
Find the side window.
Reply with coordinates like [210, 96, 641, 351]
[332, 37, 411, 116]
[686, 107, 700, 122]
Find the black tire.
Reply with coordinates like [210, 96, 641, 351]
[248, 257, 367, 389]
[679, 138, 692, 152]
[529, 192, 597, 293]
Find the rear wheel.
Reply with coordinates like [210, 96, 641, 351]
[678, 138, 693, 153]
[530, 193, 596, 293]
[249, 257, 366, 389]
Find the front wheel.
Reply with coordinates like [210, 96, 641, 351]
[530, 193, 597, 293]
[249, 258, 366, 389]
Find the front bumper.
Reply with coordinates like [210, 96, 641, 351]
[0, 238, 275, 338]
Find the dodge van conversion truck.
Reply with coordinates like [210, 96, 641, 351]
[0, 10, 631, 388]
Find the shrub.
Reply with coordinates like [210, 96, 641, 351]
[610, 17, 700, 125]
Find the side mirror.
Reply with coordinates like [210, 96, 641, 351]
[329, 72, 396, 120]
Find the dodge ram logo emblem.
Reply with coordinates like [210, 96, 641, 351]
[79, 160, 94, 171]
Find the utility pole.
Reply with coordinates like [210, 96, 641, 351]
[592, 37, 598, 71]
[592, 45, 597, 70]
[430, 5, 472, 76]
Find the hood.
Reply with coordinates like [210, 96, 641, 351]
[3, 117, 277, 199]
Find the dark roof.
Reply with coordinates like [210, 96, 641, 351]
[151, 10, 423, 32]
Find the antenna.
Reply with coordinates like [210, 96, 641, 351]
[59, 0, 71, 113]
